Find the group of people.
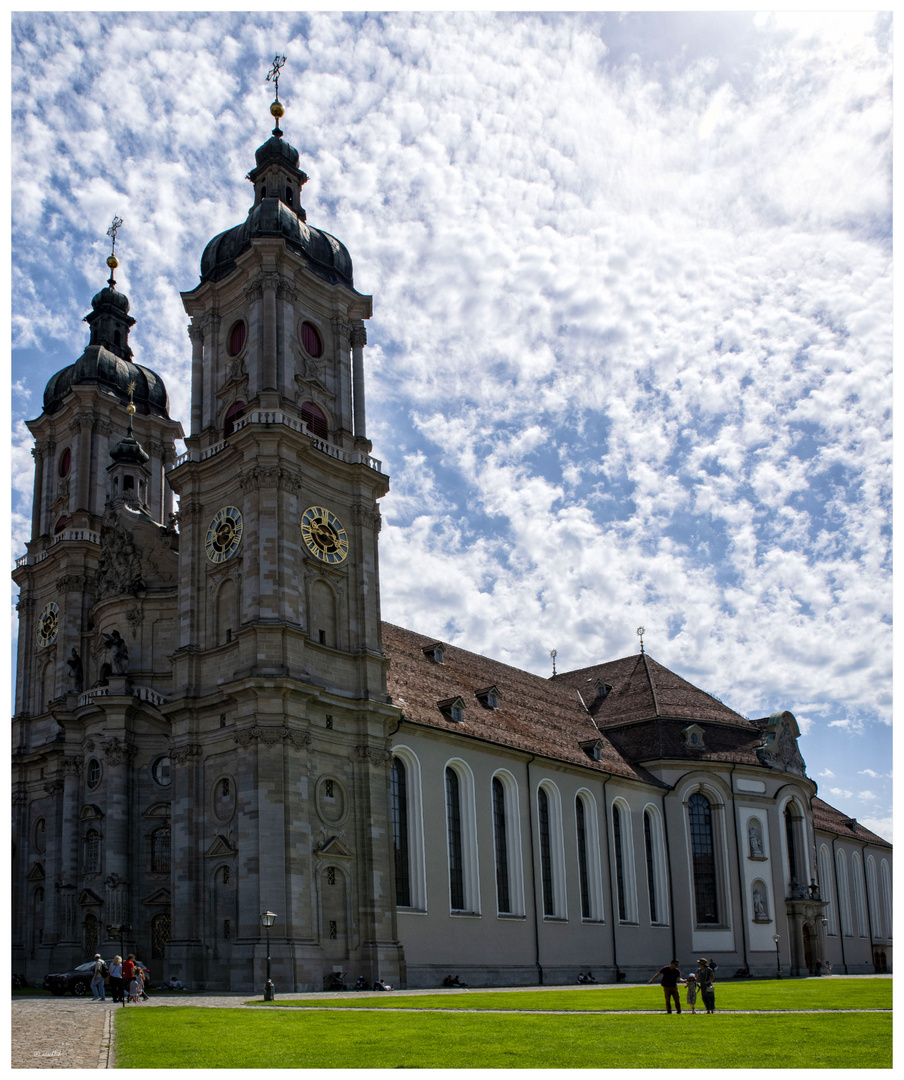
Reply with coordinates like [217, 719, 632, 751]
[576, 971, 598, 984]
[90, 954, 146, 1004]
[352, 975, 393, 991]
[647, 958, 717, 1015]
[442, 974, 468, 988]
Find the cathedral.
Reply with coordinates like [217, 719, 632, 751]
[12, 91, 891, 992]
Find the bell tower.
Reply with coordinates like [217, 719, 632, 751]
[163, 64, 402, 991]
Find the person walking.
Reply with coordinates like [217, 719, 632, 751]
[695, 958, 716, 1014]
[122, 955, 136, 1004]
[647, 959, 685, 1014]
[109, 956, 124, 1003]
[684, 973, 698, 1014]
[89, 954, 106, 1002]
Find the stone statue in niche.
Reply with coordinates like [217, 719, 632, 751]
[753, 888, 767, 918]
[103, 630, 129, 674]
[66, 647, 83, 693]
[748, 824, 763, 857]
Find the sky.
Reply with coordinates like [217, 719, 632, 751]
[9, 10, 893, 841]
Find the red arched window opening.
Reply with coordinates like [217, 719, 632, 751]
[58, 449, 71, 477]
[227, 320, 247, 357]
[301, 321, 323, 358]
[224, 401, 246, 438]
[54, 515, 71, 534]
[301, 402, 328, 439]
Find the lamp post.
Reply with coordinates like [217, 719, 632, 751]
[260, 911, 277, 1001]
[772, 933, 782, 979]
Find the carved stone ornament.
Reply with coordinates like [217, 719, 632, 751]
[169, 742, 202, 765]
[355, 745, 392, 768]
[175, 499, 204, 527]
[100, 736, 136, 766]
[350, 325, 367, 349]
[233, 726, 310, 749]
[238, 464, 300, 493]
[125, 607, 144, 639]
[94, 503, 144, 598]
[756, 711, 806, 776]
[102, 629, 129, 674]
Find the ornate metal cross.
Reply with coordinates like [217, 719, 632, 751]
[267, 55, 286, 100]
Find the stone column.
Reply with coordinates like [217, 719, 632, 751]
[59, 758, 82, 941]
[167, 740, 204, 983]
[261, 273, 279, 392]
[73, 413, 94, 513]
[31, 446, 45, 539]
[189, 324, 204, 437]
[42, 776, 65, 945]
[351, 325, 367, 441]
[39, 438, 56, 537]
[162, 448, 176, 522]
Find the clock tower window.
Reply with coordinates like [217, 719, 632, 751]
[301, 321, 323, 358]
[301, 402, 328, 439]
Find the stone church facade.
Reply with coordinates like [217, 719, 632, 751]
[12, 106, 891, 991]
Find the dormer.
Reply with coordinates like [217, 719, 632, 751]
[475, 685, 500, 709]
[595, 682, 613, 701]
[683, 723, 706, 749]
[437, 696, 466, 723]
[422, 642, 445, 664]
[579, 737, 604, 762]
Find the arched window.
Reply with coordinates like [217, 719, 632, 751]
[391, 758, 411, 907]
[575, 790, 605, 922]
[851, 852, 868, 937]
[391, 748, 426, 910]
[866, 857, 882, 938]
[301, 322, 323, 358]
[537, 782, 566, 919]
[689, 793, 718, 924]
[818, 844, 837, 936]
[446, 767, 465, 910]
[835, 848, 852, 936]
[880, 860, 892, 939]
[301, 401, 328, 439]
[54, 515, 70, 534]
[538, 787, 554, 916]
[151, 912, 171, 958]
[151, 825, 171, 873]
[224, 401, 246, 438]
[784, 806, 799, 886]
[113, 329, 122, 347]
[86, 758, 102, 789]
[84, 912, 99, 954]
[644, 809, 659, 923]
[612, 803, 627, 921]
[285, 186, 293, 206]
[58, 448, 71, 477]
[493, 777, 511, 913]
[444, 761, 479, 913]
[83, 829, 100, 874]
[575, 796, 590, 919]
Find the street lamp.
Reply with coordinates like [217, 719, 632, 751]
[260, 911, 277, 1001]
[772, 933, 782, 979]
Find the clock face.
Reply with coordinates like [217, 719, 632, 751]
[300, 506, 349, 565]
[37, 602, 59, 647]
[205, 506, 244, 564]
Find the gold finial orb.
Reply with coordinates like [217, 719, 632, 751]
[127, 402, 136, 416]
[270, 100, 285, 119]
[107, 254, 119, 270]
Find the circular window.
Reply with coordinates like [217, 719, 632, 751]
[86, 758, 102, 790]
[301, 321, 323, 358]
[227, 320, 247, 357]
[58, 449, 71, 477]
[151, 755, 171, 787]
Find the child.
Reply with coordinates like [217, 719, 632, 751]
[685, 973, 698, 1014]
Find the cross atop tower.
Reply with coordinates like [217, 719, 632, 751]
[267, 55, 287, 136]
[106, 215, 123, 286]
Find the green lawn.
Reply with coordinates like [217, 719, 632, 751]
[250, 977, 891, 1013]
[114, 979, 892, 1069]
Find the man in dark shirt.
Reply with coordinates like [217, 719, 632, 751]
[647, 959, 685, 1013]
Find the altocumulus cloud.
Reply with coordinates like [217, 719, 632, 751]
[10, 11, 891, 828]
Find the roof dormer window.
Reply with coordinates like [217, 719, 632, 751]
[596, 682, 612, 700]
[683, 724, 706, 749]
[476, 685, 500, 709]
[580, 738, 603, 761]
[422, 643, 445, 664]
[438, 696, 465, 723]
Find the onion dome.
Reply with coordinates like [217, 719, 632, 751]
[42, 281, 171, 419]
[109, 429, 150, 466]
[199, 109, 354, 287]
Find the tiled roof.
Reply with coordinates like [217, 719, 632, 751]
[551, 652, 753, 728]
[381, 623, 652, 783]
[811, 797, 892, 848]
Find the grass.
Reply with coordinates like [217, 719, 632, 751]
[113, 979, 892, 1069]
[248, 977, 891, 1013]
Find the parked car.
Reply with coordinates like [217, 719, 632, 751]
[43, 959, 151, 997]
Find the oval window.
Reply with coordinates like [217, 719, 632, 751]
[228, 320, 247, 357]
[86, 758, 102, 790]
[301, 321, 323, 358]
[58, 449, 71, 477]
